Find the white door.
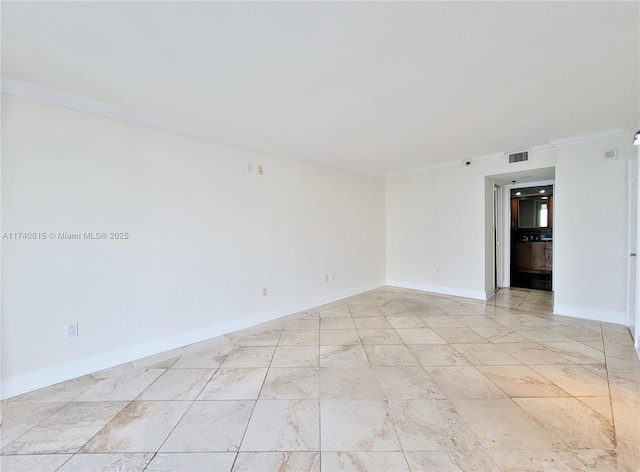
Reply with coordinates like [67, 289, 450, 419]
[628, 155, 638, 342]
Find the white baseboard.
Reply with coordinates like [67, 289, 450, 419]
[386, 279, 487, 301]
[1, 280, 385, 399]
[553, 304, 626, 325]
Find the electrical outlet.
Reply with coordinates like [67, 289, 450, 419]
[324, 274, 329, 282]
[331, 273, 336, 281]
[66, 322, 78, 338]
[262, 287, 268, 297]
[257, 165, 264, 175]
[248, 163, 254, 174]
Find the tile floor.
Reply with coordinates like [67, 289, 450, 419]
[1, 287, 639, 471]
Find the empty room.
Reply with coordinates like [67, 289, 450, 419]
[1, 1, 639, 471]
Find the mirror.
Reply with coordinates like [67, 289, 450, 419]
[518, 197, 550, 228]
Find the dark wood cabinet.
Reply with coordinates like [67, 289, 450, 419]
[513, 242, 552, 273]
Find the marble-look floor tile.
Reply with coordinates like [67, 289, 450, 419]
[319, 306, 352, 318]
[513, 327, 576, 343]
[321, 451, 409, 471]
[477, 366, 569, 397]
[146, 452, 236, 472]
[320, 368, 381, 399]
[388, 399, 482, 451]
[420, 315, 465, 328]
[395, 328, 447, 345]
[612, 401, 640, 444]
[540, 342, 605, 364]
[603, 328, 634, 345]
[349, 305, 384, 317]
[357, 329, 403, 345]
[320, 317, 356, 330]
[0, 454, 72, 472]
[82, 401, 190, 453]
[260, 368, 319, 400]
[170, 343, 234, 368]
[577, 396, 612, 420]
[320, 329, 361, 346]
[283, 319, 319, 330]
[363, 345, 420, 367]
[531, 364, 610, 396]
[487, 448, 618, 472]
[609, 375, 640, 408]
[234, 452, 319, 471]
[549, 325, 603, 342]
[469, 326, 528, 343]
[137, 368, 214, 400]
[321, 399, 400, 451]
[220, 347, 275, 368]
[404, 450, 499, 472]
[352, 317, 393, 329]
[3, 402, 126, 454]
[271, 345, 319, 367]
[57, 453, 153, 471]
[385, 315, 426, 329]
[240, 400, 319, 451]
[130, 350, 184, 370]
[160, 401, 254, 452]
[453, 398, 555, 450]
[73, 369, 165, 401]
[431, 327, 488, 344]
[279, 330, 320, 346]
[197, 368, 267, 400]
[0, 401, 67, 447]
[424, 366, 507, 399]
[451, 344, 521, 366]
[496, 342, 571, 365]
[605, 342, 640, 363]
[454, 316, 502, 328]
[408, 344, 470, 366]
[320, 345, 370, 368]
[7, 375, 101, 403]
[515, 397, 615, 449]
[372, 367, 445, 400]
[617, 438, 640, 472]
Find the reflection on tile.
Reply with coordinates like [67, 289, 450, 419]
[420, 315, 465, 328]
[234, 452, 319, 471]
[470, 326, 528, 343]
[405, 450, 498, 472]
[497, 342, 570, 365]
[137, 369, 213, 400]
[363, 345, 420, 367]
[540, 342, 605, 364]
[146, 453, 236, 472]
[321, 451, 409, 471]
[395, 328, 447, 345]
[372, 367, 445, 400]
[320, 368, 381, 400]
[171, 343, 233, 368]
[321, 399, 400, 451]
[260, 368, 319, 400]
[0, 401, 67, 447]
[357, 329, 403, 345]
[320, 345, 370, 368]
[241, 400, 319, 451]
[4, 402, 126, 454]
[161, 401, 253, 452]
[57, 453, 153, 471]
[389, 399, 481, 451]
[198, 368, 267, 400]
[82, 401, 190, 453]
[515, 397, 615, 449]
[386, 316, 426, 329]
[0, 454, 72, 472]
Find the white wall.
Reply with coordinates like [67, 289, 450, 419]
[386, 136, 631, 326]
[386, 153, 557, 300]
[554, 137, 631, 324]
[1, 94, 386, 397]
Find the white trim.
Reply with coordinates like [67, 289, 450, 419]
[549, 129, 628, 148]
[553, 304, 626, 325]
[530, 144, 556, 153]
[385, 153, 505, 179]
[386, 279, 487, 301]
[1, 280, 385, 399]
[0, 78, 384, 178]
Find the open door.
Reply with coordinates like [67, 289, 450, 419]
[629, 153, 638, 345]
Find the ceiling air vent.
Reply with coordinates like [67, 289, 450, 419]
[508, 151, 529, 164]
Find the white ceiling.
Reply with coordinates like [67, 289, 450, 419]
[2, 1, 638, 176]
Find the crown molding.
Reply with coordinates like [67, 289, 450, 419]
[530, 143, 555, 153]
[0, 78, 385, 178]
[549, 128, 628, 147]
